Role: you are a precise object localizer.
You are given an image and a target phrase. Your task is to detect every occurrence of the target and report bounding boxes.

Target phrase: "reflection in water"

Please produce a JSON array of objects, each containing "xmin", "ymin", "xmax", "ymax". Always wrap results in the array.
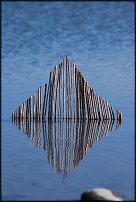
[{"xmin": 12, "ymin": 119, "xmax": 121, "ymax": 180}]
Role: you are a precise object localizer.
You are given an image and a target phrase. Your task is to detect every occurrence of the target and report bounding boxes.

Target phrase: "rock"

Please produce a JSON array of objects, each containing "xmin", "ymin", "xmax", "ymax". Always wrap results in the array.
[{"xmin": 81, "ymin": 188, "xmax": 122, "ymax": 201}]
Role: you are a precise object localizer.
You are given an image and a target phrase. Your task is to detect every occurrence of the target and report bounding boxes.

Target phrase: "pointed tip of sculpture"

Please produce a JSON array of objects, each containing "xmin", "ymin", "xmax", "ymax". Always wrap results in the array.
[{"xmin": 64, "ymin": 53, "xmax": 68, "ymax": 59}]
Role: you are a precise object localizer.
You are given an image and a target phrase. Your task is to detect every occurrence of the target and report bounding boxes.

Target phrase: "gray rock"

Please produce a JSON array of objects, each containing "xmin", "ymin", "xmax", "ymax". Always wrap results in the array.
[{"xmin": 81, "ymin": 188, "xmax": 122, "ymax": 201}]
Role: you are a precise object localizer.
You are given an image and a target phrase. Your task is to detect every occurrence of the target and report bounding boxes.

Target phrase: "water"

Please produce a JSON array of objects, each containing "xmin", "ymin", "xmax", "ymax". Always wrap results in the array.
[{"xmin": 2, "ymin": 1, "xmax": 134, "ymax": 200}]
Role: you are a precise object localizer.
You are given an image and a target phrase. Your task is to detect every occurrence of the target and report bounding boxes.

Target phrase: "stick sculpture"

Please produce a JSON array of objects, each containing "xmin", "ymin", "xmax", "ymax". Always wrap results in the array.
[{"xmin": 12, "ymin": 55, "xmax": 122, "ymax": 123}]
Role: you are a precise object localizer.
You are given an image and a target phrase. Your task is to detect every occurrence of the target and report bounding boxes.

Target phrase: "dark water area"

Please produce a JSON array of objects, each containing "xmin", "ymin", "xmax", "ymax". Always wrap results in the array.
[{"xmin": 2, "ymin": 2, "xmax": 134, "ymax": 200}]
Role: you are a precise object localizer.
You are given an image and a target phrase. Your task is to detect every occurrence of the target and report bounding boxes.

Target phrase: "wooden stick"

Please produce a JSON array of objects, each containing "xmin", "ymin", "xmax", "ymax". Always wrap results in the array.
[
  {"xmin": 77, "ymin": 70, "xmax": 81, "ymax": 119},
  {"xmin": 91, "ymin": 88, "xmax": 95, "ymax": 120},
  {"xmin": 67, "ymin": 59, "xmax": 69, "ymax": 119},
  {"xmin": 70, "ymin": 61, "xmax": 73, "ymax": 119},
  {"xmin": 30, "ymin": 96, "xmax": 32, "ymax": 121},
  {"xmin": 12, "ymin": 112, "xmax": 14, "ymax": 121},
  {"xmin": 27, "ymin": 99, "xmax": 29, "ymax": 120},
  {"xmin": 66, "ymin": 56, "xmax": 68, "ymax": 119},
  {"xmin": 22, "ymin": 103, "xmax": 24, "ymax": 119},
  {"xmin": 62, "ymin": 58, "xmax": 65, "ymax": 119},
  {"xmin": 42, "ymin": 84, "xmax": 47, "ymax": 120},
  {"xmin": 95, "ymin": 94, "xmax": 98, "ymax": 120},
  {"xmin": 60, "ymin": 64, "xmax": 63, "ymax": 119},
  {"xmin": 52, "ymin": 66, "xmax": 56, "ymax": 119},
  {"xmin": 40, "ymin": 86, "xmax": 42, "ymax": 121},
  {"xmin": 68, "ymin": 60, "xmax": 70, "ymax": 119},
  {"xmin": 21, "ymin": 104, "xmax": 23, "ymax": 120},
  {"xmin": 33, "ymin": 94, "xmax": 36, "ymax": 120},
  {"xmin": 97, "ymin": 96, "xmax": 102, "ymax": 121},
  {"xmin": 87, "ymin": 84, "xmax": 92, "ymax": 120},
  {"xmin": 73, "ymin": 63, "xmax": 76, "ymax": 120},
  {"xmin": 58, "ymin": 65, "xmax": 61, "ymax": 119},
  {"xmin": 101, "ymin": 98, "xmax": 105, "ymax": 120},
  {"xmin": 54, "ymin": 67, "xmax": 59, "ymax": 120},
  {"xmin": 75, "ymin": 67, "xmax": 78, "ymax": 119},
  {"xmin": 50, "ymin": 69, "xmax": 54, "ymax": 119},
  {"xmin": 38, "ymin": 88, "xmax": 40, "ymax": 121},
  {"xmin": 36, "ymin": 91, "xmax": 38, "ymax": 120},
  {"xmin": 46, "ymin": 70, "xmax": 53, "ymax": 119},
  {"xmin": 85, "ymin": 83, "xmax": 90, "ymax": 119}
]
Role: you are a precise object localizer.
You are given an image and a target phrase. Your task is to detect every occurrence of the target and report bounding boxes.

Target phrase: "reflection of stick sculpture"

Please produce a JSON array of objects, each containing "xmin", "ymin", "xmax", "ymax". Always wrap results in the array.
[
  {"xmin": 12, "ymin": 118, "xmax": 121, "ymax": 180},
  {"xmin": 12, "ymin": 56, "xmax": 122, "ymax": 122}
]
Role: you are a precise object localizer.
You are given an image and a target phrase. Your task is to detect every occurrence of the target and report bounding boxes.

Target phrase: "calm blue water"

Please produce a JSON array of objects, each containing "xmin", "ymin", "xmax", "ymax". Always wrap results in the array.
[{"xmin": 2, "ymin": 2, "xmax": 134, "ymax": 200}]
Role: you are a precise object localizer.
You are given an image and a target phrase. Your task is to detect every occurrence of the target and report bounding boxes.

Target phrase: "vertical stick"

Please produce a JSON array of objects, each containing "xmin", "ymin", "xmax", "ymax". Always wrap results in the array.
[
  {"xmin": 94, "ymin": 94, "xmax": 98, "ymax": 120},
  {"xmin": 20, "ymin": 105, "xmax": 22, "ymax": 120},
  {"xmin": 62, "ymin": 59, "xmax": 65, "ymax": 119},
  {"xmin": 58, "ymin": 65, "xmax": 61, "ymax": 119},
  {"xmin": 54, "ymin": 67, "xmax": 58, "ymax": 120},
  {"xmin": 12, "ymin": 112, "xmax": 14, "ymax": 121},
  {"xmin": 30, "ymin": 96, "xmax": 32, "ymax": 121},
  {"xmin": 59, "ymin": 63, "xmax": 62, "ymax": 117},
  {"xmin": 18, "ymin": 106, "xmax": 20, "ymax": 121},
  {"xmin": 33, "ymin": 93, "xmax": 35, "ymax": 120},
  {"xmin": 45, "ymin": 71, "xmax": 52, "ymax": 119},
  {"xmin": 75, "ymin": 67, "xmax": 77, "ymax": 119},
  {"xmin": 85, "ymin": 83, "xmax": 89, "ymax": 120},
  {"xmin": 36, "ymin": 90, "xmax": 38, "ymax": 120},
  {"xmin": 29, "ymin": 97, "xmax": 31, "ymax": 120},
  {"xmin": 70, "ymin": 61, "xmax": 72, "ymax": 119},
  {"xmin": 42, "ymin": 84, "xmax": 47, "ymax": 120},
  {"xmin": 28, "ymin": 98, "xmax": 30, "ymax": 121},
  {"xmin": 21, "ymin": 104, "xmax": 23, "ymax": 120},
  {"xmin": 70, "ymin": 61, "xmax": 73, "ymax": 119},
  {"xmin": 68, "ymin": 60, "xmax": 70, "ymax": 119},
  {"xmin": 87, "ymin": 84, "xmax": 91, "ymax": 120},
  {"xmin": 91, "ymin": 88, "xmax": 95, "ymax": 120},
  {"xmin": 73, "ymin": 63, "xmax": 76, "ymax": 120},
  {"xmin": 24, "ymin": 101, "xmax": 26, "ymax": 120},
  {"xmin": 67, "ymin": 57, "xmax": 70, "ymax": 119},
  {"xmin": 93, "ymin": 91, "xmax": 97, "ymax": 120},
  {"xmin": 101, "ymin": 98, "xmax": 104, "ymax": 120},
  {"xmin": 22, "ymin": 103, "xmax": 24, "ymax": 120},
  {"xmin": 84, "ymin": 81, "xmax": 88, "ymax": 120},
  {"xmin": 40, "ymin": 86, "xmax": 42, "ymax": 121},
  {"xmin": 28, "ymin": 98, "xmax": 30, "ymax": 120},
  {"xmin": 78, "ymin": 70, "xmax": 81, "ymax": 119},
  {"xmin": 52, "ymin": 66, "xmax": 56, "ymax": 119},
  {"xmin": 19, "ymin": 106, "xmax": 21, "ymax": 121},
  {"xmin": 83, "ymin": 78, "xmax": 87, "ymax": 120},
  {"xmin": 26, "ymin": 99, "xmax": 29, "ymax": 120},
  {"xmin": 97, "ymin": 96, "xmax": 102, "ymax": 121},
  {"xmin": 48, "ymin": 70, "xmax": 54, "ymax": 119},
  {"xmin": 38, "ymin": 88, "xmax": 40, "ymax": 121},
  {"xmin": 103, "ymin": 100, "xmax": 107, "ymax": 120},
  {"xmin": 67, "ymin": 59, "xmax": 69, "ymax": 119},
  {"xmin": 66, "ymin": 56, "xmax": 68, "ymax": 119},
  {"xmin": 77, "ymin": 68, "xmax": 80, "ymax": 119},
  {"xmin": 78, "ymin": 71, "xmax": 81, "ymax": 119},
  {"xmin": 76, "ymin": 69, "xmax": 79, "ymax": 119}
]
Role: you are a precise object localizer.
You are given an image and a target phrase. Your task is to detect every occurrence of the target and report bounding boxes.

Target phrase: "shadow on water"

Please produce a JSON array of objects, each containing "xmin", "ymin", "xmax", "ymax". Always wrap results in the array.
[{"xmin": 12, "ymin": 118, "xmax": 122, "ymax": 181}]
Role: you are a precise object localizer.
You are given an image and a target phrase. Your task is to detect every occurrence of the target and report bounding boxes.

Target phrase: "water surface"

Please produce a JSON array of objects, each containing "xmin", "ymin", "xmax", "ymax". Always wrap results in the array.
[{"xmin": 2, "ymin": 1, "xmax": 134, "ymax": 200}]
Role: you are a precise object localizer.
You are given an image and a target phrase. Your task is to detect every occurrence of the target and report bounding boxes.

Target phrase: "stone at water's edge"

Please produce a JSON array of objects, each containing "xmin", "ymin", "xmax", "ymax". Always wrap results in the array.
[{"xmin": 80, "ymin": 188, "xmax": 123, "ymax": 201}]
